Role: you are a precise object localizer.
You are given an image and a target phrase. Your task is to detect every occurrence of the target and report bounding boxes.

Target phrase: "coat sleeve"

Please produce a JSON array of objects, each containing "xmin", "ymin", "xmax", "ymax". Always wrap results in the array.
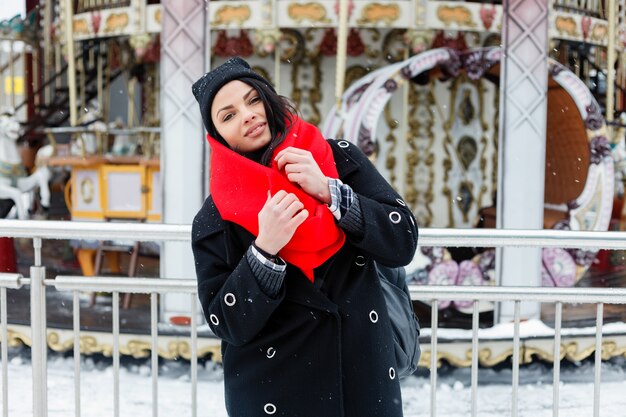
[
  {"xmin": 329, "ymin": 139, "xmax": 419, "ymax": 267},
  {"xmin": 191, "ymin": 198, "xmax": 286, "ymax": 346}
]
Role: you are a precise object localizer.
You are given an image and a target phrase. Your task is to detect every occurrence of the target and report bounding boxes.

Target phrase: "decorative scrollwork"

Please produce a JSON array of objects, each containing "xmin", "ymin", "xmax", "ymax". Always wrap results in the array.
[
  {"xmin": 382, "ymin": 29, "xmax": 407, "ymax": 63},
  {"xmin": 383, "ymin": 103, "xmax": 398, "ymax": 188},
  {"xmin": 363, "ymin": 29, "xmax": 382, "ymax": 59},
  {"xmin": 405, "ymin": 81, "xmax": 435, "ymax": 226},
  {"xmin": 345, "ymin": 65, "xmax": 370, "ymax": 89},
  {"xmin": 279, "ymin": 29, "xmax": 306, "ymax": 64},
  {"xmin": 80, "ymin": 177, "xmax": 95, "ymax": 204}
]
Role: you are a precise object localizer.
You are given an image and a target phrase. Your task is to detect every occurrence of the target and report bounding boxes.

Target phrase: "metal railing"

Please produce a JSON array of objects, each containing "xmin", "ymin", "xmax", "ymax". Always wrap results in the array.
[
  {"xmin": 412, "ymin": 285, "xmax": 626, "ymax": 417},
  {"xmin": 2, "ymin": 220, "xmax": 626, "ymax": 417}
]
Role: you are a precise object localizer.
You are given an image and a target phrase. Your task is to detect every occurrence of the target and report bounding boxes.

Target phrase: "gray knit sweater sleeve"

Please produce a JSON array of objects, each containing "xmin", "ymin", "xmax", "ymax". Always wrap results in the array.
[
  {"xmin": 337, "ymin": 193, "xmax": 365, "ymax": 238},
  {"xmin": 246, "ymin": 246, "xmax": 286, "ymax": 298}
]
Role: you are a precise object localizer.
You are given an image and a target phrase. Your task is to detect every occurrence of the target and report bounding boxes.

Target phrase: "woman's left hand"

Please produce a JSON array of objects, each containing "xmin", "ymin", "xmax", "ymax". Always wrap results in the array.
[{"xmin": 275, "ymin": 147, "xmax": 331, "ymax": 204}]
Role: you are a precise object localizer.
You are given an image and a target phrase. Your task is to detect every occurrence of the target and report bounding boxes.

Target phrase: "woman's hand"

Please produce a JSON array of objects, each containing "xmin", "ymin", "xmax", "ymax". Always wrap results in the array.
[
  {"xmin": 255, "ymin": 190, "xmax": 309, "ymax": 255},
  {"xmin": 274, "ymin": 147, "xmax": 331, "ymax": 204}
]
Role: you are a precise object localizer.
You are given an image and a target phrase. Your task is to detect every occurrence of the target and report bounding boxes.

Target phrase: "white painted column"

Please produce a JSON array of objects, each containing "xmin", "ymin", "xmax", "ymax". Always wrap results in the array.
[
  {"xmin": 605, "ymin": 0, "xmax": 617, "ymax": 128},
  {"xmin": 63, "ymin": 0, "xmax": 78, "ymax": 126},
  {"xmin": 160, "ymin": 0, "xmax": 208, "ymax": 323},
  {"xmin": 495, "ymin": 0, "xmax": 549, "ymax": 322}
]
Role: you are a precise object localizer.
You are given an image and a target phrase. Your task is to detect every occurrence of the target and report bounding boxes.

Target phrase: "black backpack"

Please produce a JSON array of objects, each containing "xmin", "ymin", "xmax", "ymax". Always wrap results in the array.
[{"xmin": 377, "ymin": 263, "xmax": 421, "ymax": 378}]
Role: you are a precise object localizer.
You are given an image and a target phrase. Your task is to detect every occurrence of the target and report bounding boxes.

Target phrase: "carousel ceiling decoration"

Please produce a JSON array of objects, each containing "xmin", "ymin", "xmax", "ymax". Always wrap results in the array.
[
  {"xmin": 68, "ymin": 3, "xmax": 161, "ymax": 40},
  {"xmin": 0, "ymin": 10, "xmax": 38, "ymax": 43},
  {"xmin": 197, "ymin": 1, "xmax": 621, "ymax": 48}
]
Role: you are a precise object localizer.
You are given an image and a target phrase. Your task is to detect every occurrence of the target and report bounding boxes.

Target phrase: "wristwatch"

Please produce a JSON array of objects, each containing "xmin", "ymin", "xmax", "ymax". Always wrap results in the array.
[{"xmin": 252, "ymin": 241, "xmax": 279, "ymax": 263}]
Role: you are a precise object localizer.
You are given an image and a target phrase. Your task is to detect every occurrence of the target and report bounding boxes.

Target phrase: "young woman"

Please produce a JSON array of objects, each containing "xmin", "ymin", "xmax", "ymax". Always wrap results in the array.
[{"xmin": 191, "ymin": 57, "xmax": 418, "ymax": 417}]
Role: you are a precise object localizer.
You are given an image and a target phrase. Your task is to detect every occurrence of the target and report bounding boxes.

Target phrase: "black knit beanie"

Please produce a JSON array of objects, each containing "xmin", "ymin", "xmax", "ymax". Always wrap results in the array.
[{"xmin": 191, "ymin": 57, "xmax": 275, "ymax": 136}]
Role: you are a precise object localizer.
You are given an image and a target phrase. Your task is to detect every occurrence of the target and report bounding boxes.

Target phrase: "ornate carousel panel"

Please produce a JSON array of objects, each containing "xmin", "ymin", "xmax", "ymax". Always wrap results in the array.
[{"xmin": 325, "ymin": 46, "xmax": 614, "ymax": 319}]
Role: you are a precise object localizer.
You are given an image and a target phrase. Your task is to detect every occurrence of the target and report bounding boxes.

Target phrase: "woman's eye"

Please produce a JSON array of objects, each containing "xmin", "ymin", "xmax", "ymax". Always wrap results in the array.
[
  {"xmin": 250, "ymin": 96, "xmax": 260, "ymax": 104},
  {"xmin": 223, "ymin": 113, "xmax": 233, "ymax": 122}
]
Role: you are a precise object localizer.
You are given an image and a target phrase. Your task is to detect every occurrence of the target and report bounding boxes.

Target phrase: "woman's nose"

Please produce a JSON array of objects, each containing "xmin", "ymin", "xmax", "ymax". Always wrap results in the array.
[{"xmin": 243, "ymin": 110, "xmax": 256, "ymax": 123}]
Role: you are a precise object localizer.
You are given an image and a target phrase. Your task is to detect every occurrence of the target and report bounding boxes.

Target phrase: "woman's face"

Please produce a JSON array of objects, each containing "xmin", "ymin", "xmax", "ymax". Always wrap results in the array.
[{"xmin": 211, "ymin": 80, "xmax": 271, "ymax": 153}]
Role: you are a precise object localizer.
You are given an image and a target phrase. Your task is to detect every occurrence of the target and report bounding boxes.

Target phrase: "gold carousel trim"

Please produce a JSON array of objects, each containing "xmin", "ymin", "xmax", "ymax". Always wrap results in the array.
[
  {"xmin": 154, "ymin": 8, "xmax": 161, "ymax": 25},
  {"xmin": 7, "ymin": 325, "xmax": 222, "ymax": 363},
  {"xmin": 357, "ymin": 3, "xmax": 401, "ymax": 26},
  {"xmin": 554, "ymin": 15, "xmax": 579, "ymax": 38},
  {"xmin": 590, "ymin": 22, "xmax": 608, "ymax": 42},
  {"xmin": 419, "ymin": 338, "xmax": 626, "ymax": 369},
  {"xmin": 7, "ymin": 325, "xmax": 626, "ymax": 369},
  {"xmin": 436, "ymin": 5, "xmax": 477, "ymax": 28},
  {"xmin": 103, "ymin": 12, "xmax": 129, "ymax": 33},
  {"xmin": 419, "ymin": 347, "xmax": 516, "ymax": 368},
  {"xmin": 212, "ymin": 5, "xmax": 252, "ymax": 26},
  {"xmin": 73, "ymin": 18, "xmax": 90, "ymax": 36},
  {"xmin": 287, "ymin": 3, "xmax": 330, "ymax": 24}
]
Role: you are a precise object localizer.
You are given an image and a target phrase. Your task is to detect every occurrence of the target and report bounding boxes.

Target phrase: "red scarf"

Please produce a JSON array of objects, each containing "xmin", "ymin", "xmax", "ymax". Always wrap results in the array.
[{"xmin": 208, "ymin": 116, "xmax": 346, "ymax": 281}]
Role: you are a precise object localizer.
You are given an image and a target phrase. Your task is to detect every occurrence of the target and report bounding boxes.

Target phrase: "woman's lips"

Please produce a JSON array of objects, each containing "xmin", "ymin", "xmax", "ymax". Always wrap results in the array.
[{"xmin": 246, "ymin": 122, "xmax": 266, "ymax": 137}]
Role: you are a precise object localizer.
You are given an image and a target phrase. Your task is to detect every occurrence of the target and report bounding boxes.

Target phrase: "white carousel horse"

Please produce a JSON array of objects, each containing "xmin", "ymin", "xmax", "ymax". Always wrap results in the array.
[{"xmin": 0, "ymin": 112, "xmax": 51, "ymax": 219}]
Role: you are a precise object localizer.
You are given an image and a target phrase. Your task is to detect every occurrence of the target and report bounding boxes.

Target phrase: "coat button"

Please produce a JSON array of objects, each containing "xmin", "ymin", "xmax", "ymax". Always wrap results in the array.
[
  {"xmin": 266, "ymin": 347, "xmax": 276, "ymax": 358},
  {"xmin": 264, "ymin": 403, "xmax": 277, "ymax": 414},
  {"xmin": 369, "ymin": 310, "xmax": 378, "ymax": 323},
  {"xmin": 396, "ymin": 198, "xmax": 406, "ymax": 206},
  {"xmin": 224, "ymin": 293, "xmax": 236, "ymax": 306},
  {"xmin": 389, "ymin": 367, "xmax": 396, "ymax": 379},
  {"xmin": 338, "ymin": 140, "xmax": 349, "ymax": 148},
  {"xmin": 355, "ymin": 255, "xmax": 366, "ymax": 266},
  {"xmin": 389, "ymin": 211, "xmax": 402, "ymax": 224},
  {"xmin": 209, "ymin": 314, "xmax": 219, "ymax": 326}
]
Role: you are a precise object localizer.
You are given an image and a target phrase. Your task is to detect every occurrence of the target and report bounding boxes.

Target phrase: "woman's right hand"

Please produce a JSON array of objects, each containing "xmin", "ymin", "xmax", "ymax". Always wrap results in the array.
[{"xmin": 255, "ymin": 190, "xmax": 309, "ymax": 255}]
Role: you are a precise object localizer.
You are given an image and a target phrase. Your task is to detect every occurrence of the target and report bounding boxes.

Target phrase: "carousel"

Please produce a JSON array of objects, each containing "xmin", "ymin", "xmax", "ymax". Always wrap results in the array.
[{"xmin": 1, "ymin": 0, "xmax": 626, "ymax": 367}]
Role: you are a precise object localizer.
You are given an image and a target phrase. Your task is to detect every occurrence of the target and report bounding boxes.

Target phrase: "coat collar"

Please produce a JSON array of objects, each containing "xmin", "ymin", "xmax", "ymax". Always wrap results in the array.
[
  {"xmin": 192, "ymin": 197, "xmax": 223, "ymax": 242},
  {"xmin": 328, "ymin": 139, "xmax": 360, "ymax": 179}
]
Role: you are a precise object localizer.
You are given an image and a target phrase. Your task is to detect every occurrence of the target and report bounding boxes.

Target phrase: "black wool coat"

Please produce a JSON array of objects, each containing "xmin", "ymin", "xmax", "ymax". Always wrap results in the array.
[{"xmin": 192, "ymin": 139, "xmax": 419, "ymax": 417}]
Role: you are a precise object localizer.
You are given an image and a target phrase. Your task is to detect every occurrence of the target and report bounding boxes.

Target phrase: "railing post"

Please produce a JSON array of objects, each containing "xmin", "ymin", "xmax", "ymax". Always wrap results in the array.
[
  {"xmin": 430, "ymin": 301, "xmax": 438, "ymax": 417},
  {"xmin": 30, "ymin": 265, "xmax": 47, "ymax": 417}
]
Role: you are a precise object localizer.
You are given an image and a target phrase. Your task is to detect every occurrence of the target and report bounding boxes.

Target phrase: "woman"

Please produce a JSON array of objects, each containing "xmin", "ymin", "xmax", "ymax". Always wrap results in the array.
[{"xmin": 191, "ymin": 57, "xmax": 418, "ymax": 417}]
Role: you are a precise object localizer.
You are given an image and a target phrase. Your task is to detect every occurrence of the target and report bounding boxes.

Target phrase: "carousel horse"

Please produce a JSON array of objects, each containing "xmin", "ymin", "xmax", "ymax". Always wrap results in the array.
[{"xmin": 0, "ymin": 112, "xmax": 52, "ymax": 219}]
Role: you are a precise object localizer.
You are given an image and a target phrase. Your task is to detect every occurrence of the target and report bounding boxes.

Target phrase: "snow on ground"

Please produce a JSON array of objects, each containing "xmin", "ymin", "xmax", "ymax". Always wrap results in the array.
[
  {"xmin": 420, "ymin": 319, "xmax": 626, "ymax": 340},
  {"xmin": 2, "ymin": 350, "xmax": 626, "ymax": 416}
]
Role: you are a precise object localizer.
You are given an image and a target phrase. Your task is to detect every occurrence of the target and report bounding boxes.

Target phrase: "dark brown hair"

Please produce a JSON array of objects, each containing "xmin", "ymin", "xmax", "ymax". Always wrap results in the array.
[{"xmin": 208, "ymin": 76, "xmax": 298, "ymax": 166}]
